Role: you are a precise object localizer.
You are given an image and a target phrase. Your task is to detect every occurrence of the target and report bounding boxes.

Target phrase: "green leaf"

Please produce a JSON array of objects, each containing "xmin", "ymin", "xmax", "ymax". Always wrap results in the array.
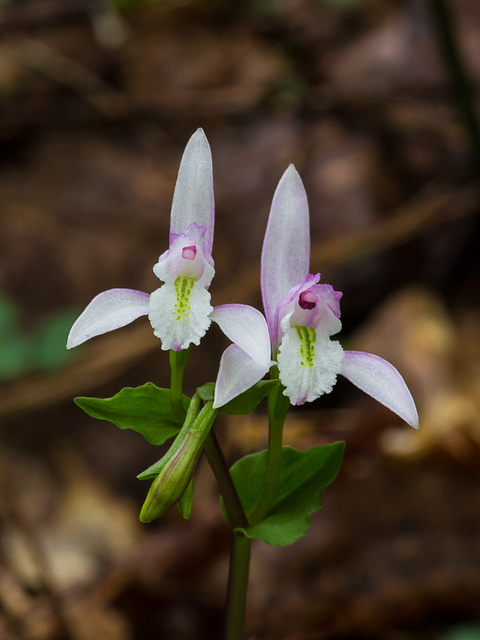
[
  {"xmin": 196, "ymin": 382, "xmax": 215, "ymax": 403},
  {"xmin": 196, "ymin": 380, "xmax": 279, "ymax": 414},
  {"xmin": 219, "ymin": 380, "xmax": 280, "ymax": 415},
  {"xmin": 75, "ymin": 384, "xmax": 189, "ymax": 445},
  {"xmin": 226, "ymin": 442, "xmax": 345, "ymax": 546}
]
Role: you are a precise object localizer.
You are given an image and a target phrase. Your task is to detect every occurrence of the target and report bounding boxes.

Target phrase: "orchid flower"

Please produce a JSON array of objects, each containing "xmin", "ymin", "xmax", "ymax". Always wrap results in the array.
[
  {"xmin": 67, "ymin": 129, "xmax": 215, "ymax": 352},
  {"xmin": 213, "ymin": 165, "xmax": 418, "ymax": 430}
]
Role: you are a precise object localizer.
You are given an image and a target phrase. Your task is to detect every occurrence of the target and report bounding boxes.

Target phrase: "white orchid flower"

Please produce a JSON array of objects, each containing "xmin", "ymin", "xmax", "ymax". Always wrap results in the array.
[
  {"xmin": 213, "ymin": 165, "xmax": 418, "ymax": 429},
  {"xmin": 67, "ymin": 129, "xmax": 216, "ymax": 352}
]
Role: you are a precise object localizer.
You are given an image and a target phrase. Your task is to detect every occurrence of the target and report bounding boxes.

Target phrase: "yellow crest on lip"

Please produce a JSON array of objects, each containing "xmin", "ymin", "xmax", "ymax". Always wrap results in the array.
[
  {"xmin": 174, "ymin": 276, "xmax": 195, "ymax": 322},
  {"xmin": 295, "ymin": 325, "xmax": 316, "ymax": 367}
]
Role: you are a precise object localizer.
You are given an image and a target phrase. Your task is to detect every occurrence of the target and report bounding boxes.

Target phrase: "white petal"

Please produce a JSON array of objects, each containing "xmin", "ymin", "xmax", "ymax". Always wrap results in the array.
[
  {"xmin": 148, "ymin": 278, "xmax": 212, "ymax": 351},
  {"xmin": 277, "ymin": 327, "xmax": 344, "ymax": 405},
  {"xmin": 170, "ymin": 129, "xmax": 215, "ymax": 254},
  {"xmin": 261, "ymin": 165, "xmax": 310, "ymax": 338},
  {"xmin": 213, "ymin": 344, "xmax": 269, "ymax": 408},
  {"xmin": 67, "ymin": 288, "xmax": 150, "ymax": 349},
  {"xmin": 210, "ymin": 304, "xmax": 271, "ymax": 368},
  {"xmin": 341, "ymin": 350, "xmax": 419, "ymax": 429}
]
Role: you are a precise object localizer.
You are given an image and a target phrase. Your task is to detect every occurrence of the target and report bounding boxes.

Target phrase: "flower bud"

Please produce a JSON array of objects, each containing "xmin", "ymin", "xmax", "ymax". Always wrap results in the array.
[{"xmin": 139, "ymin": 399, "xmax": 217, "ymax": 523}]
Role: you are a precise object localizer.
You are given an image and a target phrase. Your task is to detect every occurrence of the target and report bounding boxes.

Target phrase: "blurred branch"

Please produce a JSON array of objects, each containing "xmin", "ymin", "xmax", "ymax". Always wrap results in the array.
[{"xmin": 310, "ymin": 183, "xmax": 451, "ymax": 271}]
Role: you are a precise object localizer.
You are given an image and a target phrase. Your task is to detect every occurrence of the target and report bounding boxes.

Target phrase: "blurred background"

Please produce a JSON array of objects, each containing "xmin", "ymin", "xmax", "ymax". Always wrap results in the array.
[{"xmin": 1, "ymin": 0, "xmax": 480, "ymax": 638}]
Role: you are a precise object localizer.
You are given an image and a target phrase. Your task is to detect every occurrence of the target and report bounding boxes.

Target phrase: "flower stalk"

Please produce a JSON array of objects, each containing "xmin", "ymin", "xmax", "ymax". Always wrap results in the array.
[
  {"xmin": 250, "ymin": 369, "xmax": 289, "ymax": 524},
  {"xmin": 203, "ymin": 431, "xmax": 248, "ymax": 530},
  {"xmin": 170, "ymin": 347, "xmax": 190, "ymax": 422}
]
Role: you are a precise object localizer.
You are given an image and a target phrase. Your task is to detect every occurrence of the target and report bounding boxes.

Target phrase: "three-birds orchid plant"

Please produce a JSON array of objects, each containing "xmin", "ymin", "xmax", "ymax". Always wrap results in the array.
[{"xmin": 68, "ymin": 130, "xmax": 418, "ymax": 640}]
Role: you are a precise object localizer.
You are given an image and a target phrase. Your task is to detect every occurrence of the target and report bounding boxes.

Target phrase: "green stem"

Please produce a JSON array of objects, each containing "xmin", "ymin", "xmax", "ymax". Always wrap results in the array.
[
  {"xmin": 225, "ymin": 533, "xmax": 252, "ymax": 640},
  {"xmin": 203, "ymin": 431, "xmax": 248, "ymax": 529},
  {"xmin": 169, "ymin": 348, "xmax": 190, "ymax": 422},
  {"xmin": 250, "ymin": 377, "xmax": 289, "ymax": 523},
  {"xmin": 202, "ymin": 430, "xmax": 251, "ymax": 639}
]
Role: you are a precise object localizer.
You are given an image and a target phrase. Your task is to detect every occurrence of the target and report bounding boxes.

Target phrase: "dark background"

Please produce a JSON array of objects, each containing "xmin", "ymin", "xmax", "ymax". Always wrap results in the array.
[{"xmin": 1, "ymin": 1, "xmax": 480, "ymax": 638}]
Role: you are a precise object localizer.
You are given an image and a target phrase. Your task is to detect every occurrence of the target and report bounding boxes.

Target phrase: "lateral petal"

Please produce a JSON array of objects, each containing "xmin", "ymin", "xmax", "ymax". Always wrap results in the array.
[
  {"xmin": 213, "ymin": 344, "xmax": 269, "ymax": 408},
  {"xmin": 67, "ymin": 288, "xmax": 150, "ymax": 349},
  {"xmin": 261, "ymin": 164, "xmax": 310, "ymax": 340},
  {"xmin": 210, "ymin": 304, "xmax": 271, "ymax": 368},
  {"xmin": 170, "ymin": 128, "xmax": 215, "ymax": 254},
  {"xmin": 341, "ymin": 350, "xmax": 419, "ymax": 429}
]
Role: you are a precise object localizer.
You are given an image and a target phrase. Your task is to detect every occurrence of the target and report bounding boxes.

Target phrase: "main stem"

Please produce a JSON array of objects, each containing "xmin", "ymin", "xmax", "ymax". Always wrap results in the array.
[
  {"xmin": 203, "ymin": 431, "xmax": 251, "ymax": 640},
  {"xmin": 225, "ymin": 533, "xmax": 251, "ymax": 640},
  {"xmin": 203, "ymin": 432, "xmax": 248, "ymax": 529}
]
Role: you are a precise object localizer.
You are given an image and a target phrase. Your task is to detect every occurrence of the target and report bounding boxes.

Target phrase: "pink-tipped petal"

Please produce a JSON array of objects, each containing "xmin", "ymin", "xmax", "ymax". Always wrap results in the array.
[
  {"xmin": 67, "ymin": 288, "xmax": 150, "ymax": 349},
  {"xmin": 213, "ymin": 344, "xmax": 269, "ymax": 408},
  {"xmin": 170, "ymin": 129, "xmax": 214, "ymax": 253},
  {"xmin": 210, "ymin": 304, "xmax": 271, "ymax": 368},
  {"xmin": 341, "ymin": 351, "xmax": 419, "ymax": 429},
  {"xmin": 261, "ymin": 165, "xmax": 310, "ymax": 337}
]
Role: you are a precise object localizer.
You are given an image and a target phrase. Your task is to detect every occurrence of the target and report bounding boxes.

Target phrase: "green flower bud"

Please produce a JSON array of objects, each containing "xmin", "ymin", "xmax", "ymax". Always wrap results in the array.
[{"xmin": 139, "ymin": 396, "xmax": 217, "ymax": 523}]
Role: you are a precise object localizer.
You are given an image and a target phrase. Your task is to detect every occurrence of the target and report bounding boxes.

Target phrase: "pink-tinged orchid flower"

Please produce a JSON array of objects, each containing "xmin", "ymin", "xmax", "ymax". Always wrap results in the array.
[
  {"xmin": 67, "ymin": 129, "xmax": 215, "ymax": 352},
  {"xmin": 213, "ymin": 165, "xmax": 418, "ymax": 430}
]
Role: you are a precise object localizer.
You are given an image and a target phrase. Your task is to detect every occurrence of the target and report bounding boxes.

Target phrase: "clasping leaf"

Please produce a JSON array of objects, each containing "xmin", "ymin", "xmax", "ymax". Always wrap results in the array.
[
  {"xmin": 225, "ymin": 442, "xmax": 345, "ymax": 546},
  {"xmin": 75, "ymin": 383, "xmax": 189, "ymax": 446}
]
